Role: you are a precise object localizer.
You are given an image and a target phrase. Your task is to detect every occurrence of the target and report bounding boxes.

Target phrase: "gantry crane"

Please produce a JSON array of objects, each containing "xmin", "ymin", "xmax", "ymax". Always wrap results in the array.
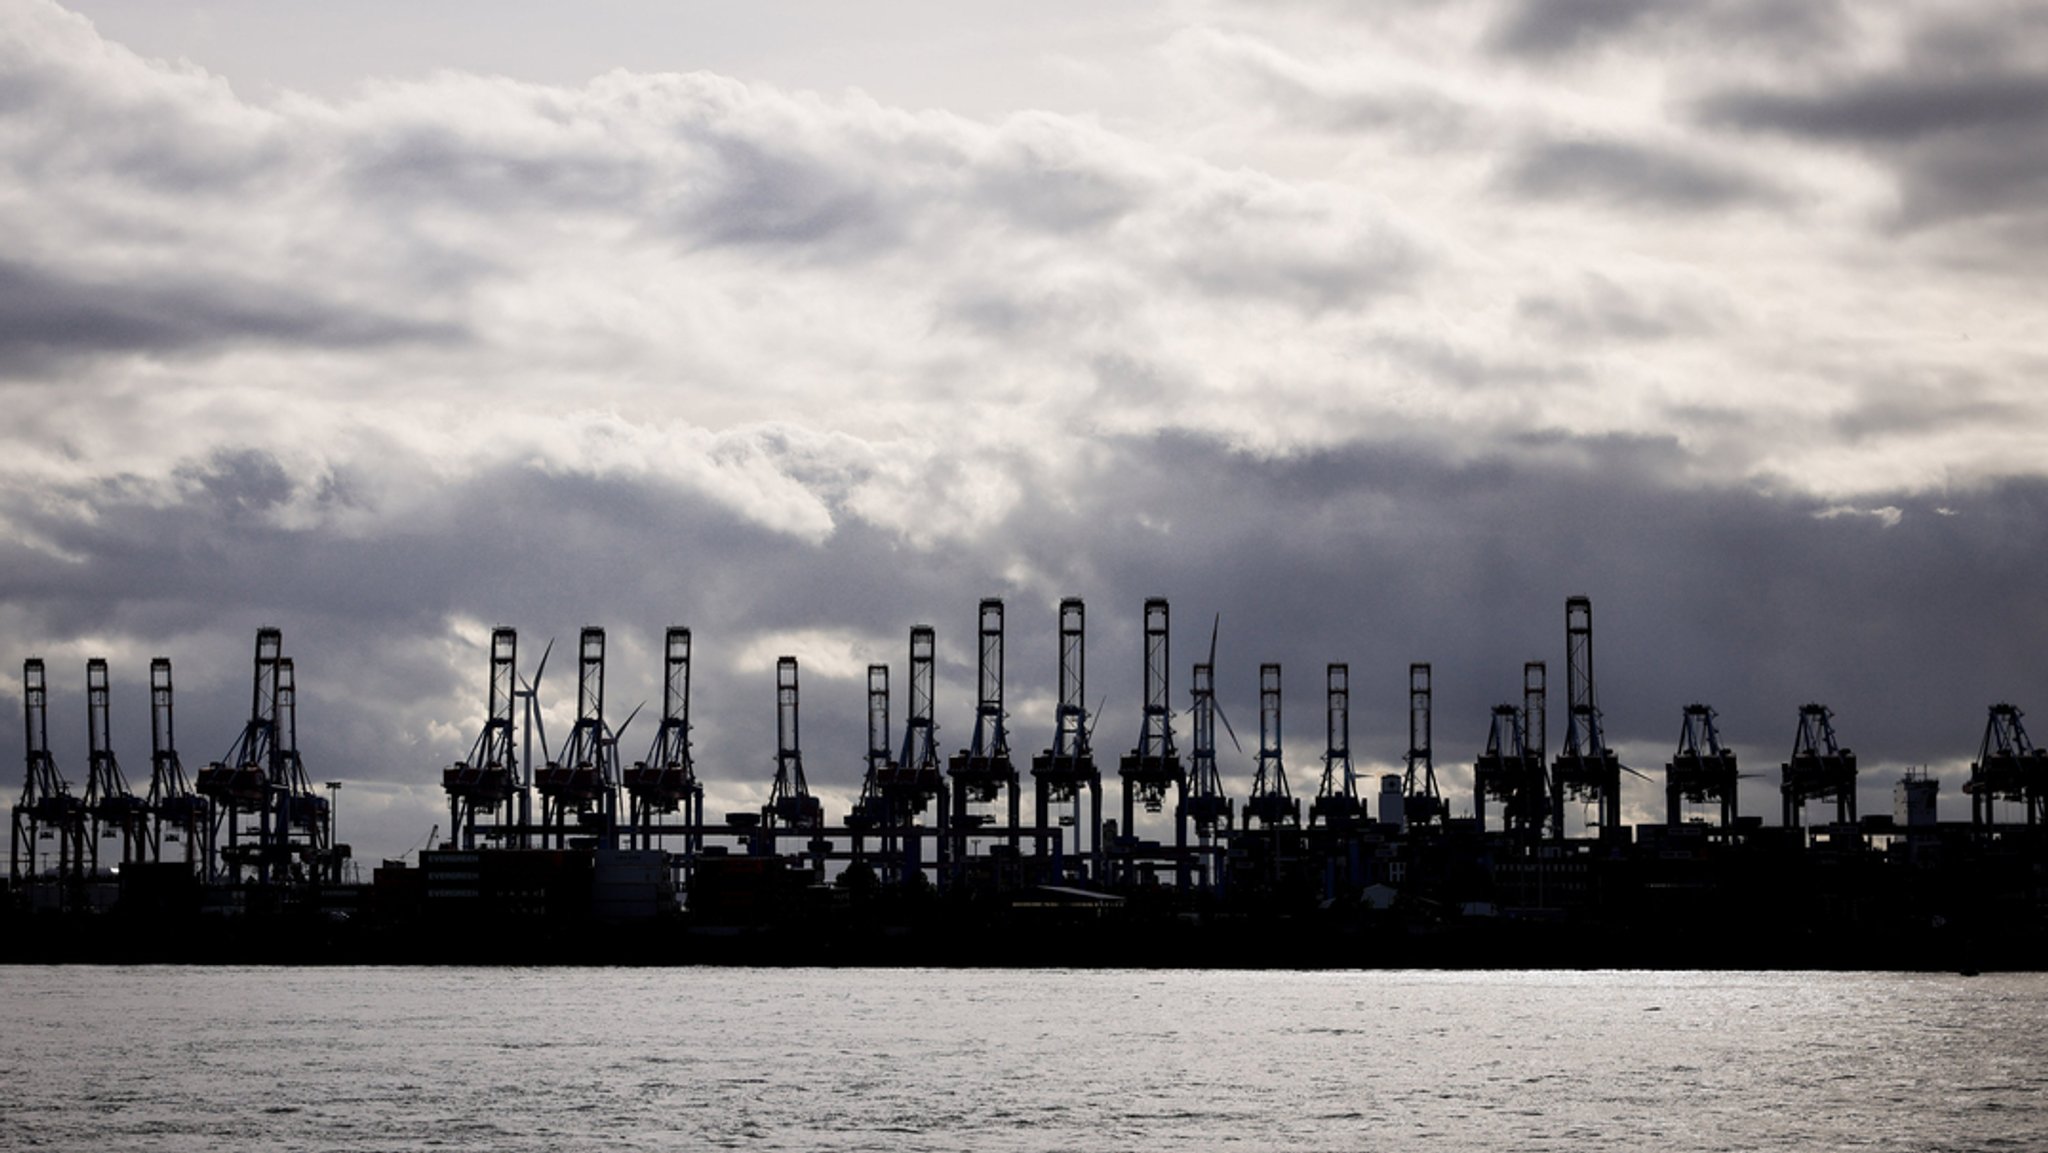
[
  {"xmin": 625, "ymin": 627, "xmax": 703, "ymax": 853},
  {"xmin": 147, "ymin": 658, "xmax": 211, "ymax": 878},
  {"xmin": 196, "ymin": 628, "xmax": 286, "ymax": 883},
  {"xmin": 1309, "ymin": 663, "xmax": 1362, "ymax": 828},
  {"xmin": 1403, "ymin": 663, "xmax": 1445, "ymax": 828},
  {"xmin": 764, "ymin": 657, "xmax": 823, "ymax": 861},
  {"xmin": 1964, "ymin": 703, "xmax": 2048, "ymax": 826},
  {"xmin": 534, "ymin": 627, "xmax": 620, "ymax": 847},
  {"xmin": 874, "ymin": 625, "xmax": 946, "ymax": 879},
  {"xmin": 11, "ymin": 658, "xmax": 86, "ymax": 889},
  {"xmin": 952, "ymin": 600, "xmax": 1021, "ymax": 870},
  {"xmin": 1118, "ymin": 597, "xmax": 1186, "ymax": 879},
  {"xmin": 1032, "ymin": 598, "xmax": 1102, "ymax": 879},
  {"xmin": 1182, "ymin": 618, "xmax": 1237, "ymax": 891},
  {"xmin": 1780, "ymin": 703, "xmax": 1857, "ymax": 828},
  {"xmin": 1475, "ymin": 662, "xmax": 1548, "ymax": 838},
  {"xmin": 1551, "ymin": 596, "xmax": 1626, "ymax": 838},
  {"xmin": 1244, "ymin": 663, "xmax": 1299, "ymax": 829},
  {"xmin": 444, "ymin": 628, "xmax": 523, "ymax": 851},
  {"xmin": 1667, "ymin": 704, "xmax": 1739, "ymax": 827},
  {"xmin": 273, "ymin": 658, "xmax": 338, "ymax": 883},
  {"xmin": 83, "ymin": 658, "xmax": 150, "ymax": 873},
  {"xmin": 849, "ymin": 662, "xmax": 896, "ymax": 871}
]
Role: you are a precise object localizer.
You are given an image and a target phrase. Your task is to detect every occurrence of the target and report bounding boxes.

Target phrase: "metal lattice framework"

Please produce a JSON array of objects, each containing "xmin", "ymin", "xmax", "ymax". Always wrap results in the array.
[
  {"xmin": 1032, "ymin": 598, "xmax": 1102, "ymax": 876},
  {"xmin": 1551, "ymin": 596, "xmax": 1623, "ymax": 837},
  {"xmin": 1965, "ymin": 703, "xmax": 2048, "ymax": 826},
  {"xmin": 444, "ymin": 628, "xmax": 522, "ymax": 850},
  {"xmin": 1780, "ymin": 703, "xmax": 1857, "ymax": 828},
  {"xmin": 1667, "ymin": 704, "xmax": 1739, "ymax": 827},
  {"xmin": 148, "ymin": 658, "xmax": 212, "ymax": 877},
  {"xmin": 534, "ymin": 627, "xmax": 618, "ymax": 847},
  {"xmin": 83, "ymin": 658, "xmax": 149, "ymax": 873},
  {"xmin": 625, "ymin": 627, "xmax": 703, "ymax": 851},
  {"xmin": 765, "ymin": 656, "xmax": 822, "ymax": 830},
  {"xmin": 1309, "ymin": 663, "xmax": 1362, "ymax": 828},
  {"xmin": 1474, "ymin": 662, "xmax": 1549, "ymax": 837},
  {"xmin": 1403, "ymin": 663, "xmax": 1445, "ymax": 827},
  {"xmin": 12, "ymin": 658, "xmax": 86, "ymax": 888},
  {"xmin": 1245, "ymin": 663, "xmax": 1299, "ymax": 829}
]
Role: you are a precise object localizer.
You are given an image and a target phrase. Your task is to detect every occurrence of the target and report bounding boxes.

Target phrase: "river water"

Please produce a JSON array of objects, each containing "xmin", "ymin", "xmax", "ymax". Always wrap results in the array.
[{"xmin": 2, "ymin": 967, "xmax": 2042, "ymax": 1151}]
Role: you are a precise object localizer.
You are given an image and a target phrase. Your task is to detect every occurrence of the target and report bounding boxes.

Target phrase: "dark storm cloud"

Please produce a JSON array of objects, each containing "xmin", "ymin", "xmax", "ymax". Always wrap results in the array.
[
  {"xmin": 1497, "ymin": 137, "xmax": 1783, "ymax": 212},
  {"xmin": 1696, "ymin": 10, "xmax": 2048, "ymax": 229},
  {"xmin": 1487, "ymin": 0, "xmax": 1849, "ymax": 59},
  {"xmin": 0, "ymin": 257, "xmax": 462, "ymax": 376}
]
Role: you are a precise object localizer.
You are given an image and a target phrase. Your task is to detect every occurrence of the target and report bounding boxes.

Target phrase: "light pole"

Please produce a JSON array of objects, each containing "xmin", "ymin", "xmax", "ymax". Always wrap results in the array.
[{"xmin": 325, "ymin": 781, "xmax": 342, "ymax": 883}]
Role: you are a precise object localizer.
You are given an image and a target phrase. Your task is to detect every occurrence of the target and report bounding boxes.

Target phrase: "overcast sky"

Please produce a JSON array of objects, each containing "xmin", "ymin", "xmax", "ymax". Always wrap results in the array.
[{"xmin": 4, "ymin": 0, "xmax": 2046, "ymax": 865}]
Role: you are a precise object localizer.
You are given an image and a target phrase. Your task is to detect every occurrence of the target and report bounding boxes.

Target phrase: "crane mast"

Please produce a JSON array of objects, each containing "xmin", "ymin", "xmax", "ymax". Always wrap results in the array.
[
  {"xmin": 1309, "ymin": 663, "xmax": 1361, "ymax": 828},
  {"xmin": 148, "ymin": 658, "xmax": 211, "ymax": 877},
  {"xmin": 1033, "ymin": 598, "xmax": 1102, "ymax": 879},
  {"xmin": 83, "ymin": 658, "xmax": 149, "ymax": 873},
  {"xmin": 1403, "ymin": 663, "xmax": 1445, "ymax": 827},
  {"xmin": 1245, "ymin": 663, "xmax": 1298, "ymax": 829},
  {"xmin": 12, "ymin": 658, "xmax": 86, "ymax": 889}
]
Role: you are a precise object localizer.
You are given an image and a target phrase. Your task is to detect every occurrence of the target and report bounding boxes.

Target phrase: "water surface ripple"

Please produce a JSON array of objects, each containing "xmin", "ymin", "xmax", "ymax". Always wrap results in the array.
[{"xmin": 3, "ymin": 967, "xmax": 2042, "ymax": 1151}]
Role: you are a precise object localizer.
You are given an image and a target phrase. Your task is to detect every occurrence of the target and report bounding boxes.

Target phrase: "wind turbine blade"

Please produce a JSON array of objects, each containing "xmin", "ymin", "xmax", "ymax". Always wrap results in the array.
[
  {"xmin": 613, "ymin": 702, "xmax": 645, "ymax": 745},
  {"xmin": 1207, "ymin": 613, "xmax": 1220, "ymax": 668},
  {"xmin": 522, "ymin": 637, "xmax": 556, "ymax": 695},
  {"xmin": 1215, "ymin": 699, "xmax": 1245, "ymax": 755}
]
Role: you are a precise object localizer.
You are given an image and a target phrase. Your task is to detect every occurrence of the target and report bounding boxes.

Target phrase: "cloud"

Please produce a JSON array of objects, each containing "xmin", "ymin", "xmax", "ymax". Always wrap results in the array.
[
  {"xmin": 1486, "ymin": 0, "xmax": 1851, "ymax": 60},
  {"xmin": 1496, "ymin": 136, "xmax": 1784, "ymax": 211},
  {"xmin": 1695, "ymin": 8, "xmax": 2048, "ymax": 230}
]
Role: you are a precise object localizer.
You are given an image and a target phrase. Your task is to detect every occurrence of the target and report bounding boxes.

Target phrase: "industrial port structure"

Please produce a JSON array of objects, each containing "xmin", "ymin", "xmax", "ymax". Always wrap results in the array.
[{"xmin": 7, "ymin": 596, "xmax": 2048, "ymax": 965}]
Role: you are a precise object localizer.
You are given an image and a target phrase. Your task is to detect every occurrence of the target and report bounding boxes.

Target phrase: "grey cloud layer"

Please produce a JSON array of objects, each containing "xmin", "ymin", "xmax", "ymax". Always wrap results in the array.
[{"xmin": 4, "ymin": 434, "xmax": 2044, "ymax": 858}]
